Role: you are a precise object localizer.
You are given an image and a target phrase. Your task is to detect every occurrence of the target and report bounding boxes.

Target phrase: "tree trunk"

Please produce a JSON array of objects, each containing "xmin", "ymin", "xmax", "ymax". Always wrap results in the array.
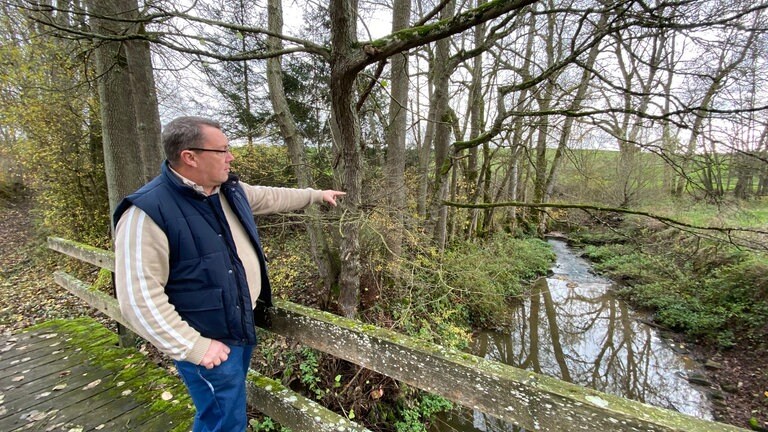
[
  {"xmin": 467, "ymin": 1, "xmax": 486, "ymax": 237},
  {"xmin": 267, "ymin": 0, "xmax": 338, "ymax": 308},
  {"xmin": 88, "ymin": 0, "xmax": 147, "ymax": 217},
  {"xmin": 329, "ymin": 0, "xmax": 363, "ymax": 318},
  {"xmin": 426, "ymin": 0, "xmax": 456, "ymax": 250},
  {"xmin": 383, "ymin": 0, "xmax": 411, "ymax": 257},
  {"xmin": 531, "ymin": 5, "xmax": 558, "ymax": 232},
  {"xmin": 544, "ymin": 10, "xmax": 609, "ymax": 202},
  {"xmin": 124, "ymin": 22, "xmax": 162, "ymax": 181},
  {"xmin": 675, "ymin": 29, "xmax": 757, "ymax": 197},
  {"xmin": 660, "ymin": 31, "xmax": 678, "ymax": 195},
  {"xmin": 88, "ymin": 0, "xmax": 150, "ymax": 348},
  {"xmin": 417, "ymin": 47, "xmax": 435, "ymax": 219}
]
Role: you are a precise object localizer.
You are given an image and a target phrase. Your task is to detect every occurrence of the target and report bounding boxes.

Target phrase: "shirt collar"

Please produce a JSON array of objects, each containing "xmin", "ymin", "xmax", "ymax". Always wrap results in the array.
[{"xmin": 168, "ymin": 165, "xmax": 220, "ymax": 195}]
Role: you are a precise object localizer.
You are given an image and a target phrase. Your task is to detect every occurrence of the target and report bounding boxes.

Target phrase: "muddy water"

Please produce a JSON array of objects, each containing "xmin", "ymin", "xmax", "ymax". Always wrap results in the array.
[{"xmin": 430, "ymin": 239, "xmax": 712, "ymax": 432}]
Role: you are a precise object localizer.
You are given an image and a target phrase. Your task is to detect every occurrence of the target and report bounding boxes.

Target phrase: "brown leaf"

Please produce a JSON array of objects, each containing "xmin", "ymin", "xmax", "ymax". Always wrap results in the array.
[{"xmin": 370, "ymin": 388, "xmax": 384, "ymax": 399}]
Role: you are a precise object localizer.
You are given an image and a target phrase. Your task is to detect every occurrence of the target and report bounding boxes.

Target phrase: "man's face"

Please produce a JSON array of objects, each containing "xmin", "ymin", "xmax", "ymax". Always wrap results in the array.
[{"xmin": 189, "ymin": 125, "xmax": 234, "ymax": 190}]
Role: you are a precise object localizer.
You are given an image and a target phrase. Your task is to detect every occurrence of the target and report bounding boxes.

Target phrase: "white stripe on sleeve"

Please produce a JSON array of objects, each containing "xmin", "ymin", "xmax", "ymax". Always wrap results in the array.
[{"xmin": 123, "ymin": 207, "xmax": 194, "ymax": 355}]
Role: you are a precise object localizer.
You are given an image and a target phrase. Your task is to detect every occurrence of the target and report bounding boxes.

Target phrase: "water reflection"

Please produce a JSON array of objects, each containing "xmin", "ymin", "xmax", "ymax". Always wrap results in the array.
[{"xmin": 431, "ymin": 239, "xmax": 712, "ymax": 432}]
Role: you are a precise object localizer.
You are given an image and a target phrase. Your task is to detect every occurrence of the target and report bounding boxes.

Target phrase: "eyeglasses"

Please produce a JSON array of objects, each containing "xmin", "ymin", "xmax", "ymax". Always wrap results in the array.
[{"xmin": 186, "ymin": 147, "xmax": 231, "ymax": 154}]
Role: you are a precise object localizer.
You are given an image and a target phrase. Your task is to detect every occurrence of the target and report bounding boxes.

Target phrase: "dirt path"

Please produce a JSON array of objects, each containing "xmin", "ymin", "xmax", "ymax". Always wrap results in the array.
[{"xmin": 0, "ymin": 200, "xmax": 94, "ymax": 336}]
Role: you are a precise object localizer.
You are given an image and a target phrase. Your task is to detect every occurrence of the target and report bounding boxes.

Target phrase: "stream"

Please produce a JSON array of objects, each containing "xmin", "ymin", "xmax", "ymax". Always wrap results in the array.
[{"xmin": 430, "ymin": 238, "xmax": 713, "ymax": 432}]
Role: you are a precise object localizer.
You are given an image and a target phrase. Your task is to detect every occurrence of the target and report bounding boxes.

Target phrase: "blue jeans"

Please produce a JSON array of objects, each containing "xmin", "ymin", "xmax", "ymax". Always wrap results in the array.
[{"xmin": 175, "ymin": 344, "xmax": 254, "ymax": 432}]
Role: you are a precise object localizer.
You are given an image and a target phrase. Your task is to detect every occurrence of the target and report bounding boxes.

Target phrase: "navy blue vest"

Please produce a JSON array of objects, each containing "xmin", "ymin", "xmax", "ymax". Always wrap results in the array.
[{"xmin": 113, "ymin": 162, "xmax": 271, "ymax": 346}]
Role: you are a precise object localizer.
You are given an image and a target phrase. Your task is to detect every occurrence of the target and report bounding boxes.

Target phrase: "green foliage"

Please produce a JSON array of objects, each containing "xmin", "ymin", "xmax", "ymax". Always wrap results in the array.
[
  {"xmin": 231, "ymin": 143, "xmax": 335, "ymax": 193},
  {"xmin": 281, "ymin": 56, "xmax": 331, "ymax": 147},
  {"xmin": 582, "ymin": 243, "xmax": 634, "ymax": 263},
  {"xmin": 232, "ymin": 145, "xmax": 296, "ymax": 187},
  {"xmin": 0, "ymin": 10, "xmax": 110, "ymax": 247},
  {"xmin": 441, "ymin": 235, "xmax": 555, "ymax": 327},
  {"xmin": 91, "ymin": 268, "xmax": 113, "ymax": 293},
  {"xmin": 298, "ymin": 347, "xmax": 326, "ymax": 399},
  {"xmin": 394, "ymin": 391, "xmax": 453, "ymax": 432},
  {"xmin": 249, "ymin": 416, "xmax": 292, "ymax": 432},
  {"xmin": 583, "ymin": 235, "xmax": 768, "ymax": 347},
  {"xmin": 375, "ymin": 230, "xmax": 555, "ymax": 347}
]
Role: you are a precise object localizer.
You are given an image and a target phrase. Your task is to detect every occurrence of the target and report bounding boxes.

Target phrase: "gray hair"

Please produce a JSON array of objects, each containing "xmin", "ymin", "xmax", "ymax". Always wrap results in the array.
[{"xmin": 162, "ymin": 116, "xmax": 222, "ymax": 165}]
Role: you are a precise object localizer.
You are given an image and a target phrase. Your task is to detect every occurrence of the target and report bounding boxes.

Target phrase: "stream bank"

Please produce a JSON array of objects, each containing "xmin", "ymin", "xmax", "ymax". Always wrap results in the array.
[
  {"xmin": 564, "ymin": 231, "xmax": 768, "ymax": 431},
  {"xmin": 431, "ymin": 238, "xmax": 716, "ymax": 431}
]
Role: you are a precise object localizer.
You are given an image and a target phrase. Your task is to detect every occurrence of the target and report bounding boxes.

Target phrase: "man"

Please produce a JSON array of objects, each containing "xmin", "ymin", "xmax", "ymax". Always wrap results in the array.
[{"xmin": 113, "ymin": 116, "xmax": 345, "ymax": 432}]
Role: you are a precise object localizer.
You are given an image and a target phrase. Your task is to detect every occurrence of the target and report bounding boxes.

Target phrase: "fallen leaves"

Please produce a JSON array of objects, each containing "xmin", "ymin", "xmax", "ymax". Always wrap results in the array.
[
  {"xmin": 0, "ymin": 203, "xmax": 97, "ymax": 336},
  {"xmin": 82, "ymin": 379, "xmax": 101, "ymax": 390}
]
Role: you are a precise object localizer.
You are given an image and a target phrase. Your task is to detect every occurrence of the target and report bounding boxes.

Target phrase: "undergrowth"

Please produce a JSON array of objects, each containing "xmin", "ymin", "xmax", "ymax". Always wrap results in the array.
[
  {"xmin": 576, "ymin": 225, "xmax": 768, "ymax": 348},
  {"xmin": 254, "ymin": 224, "xmax": 556, "ymax": 432}
]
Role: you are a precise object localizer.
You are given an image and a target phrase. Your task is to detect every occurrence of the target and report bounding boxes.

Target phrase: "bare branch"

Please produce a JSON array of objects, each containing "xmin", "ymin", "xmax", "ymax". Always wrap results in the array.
[{"xmin": 444, "ymin": 200, "xmax": 768, "ymax": 239}]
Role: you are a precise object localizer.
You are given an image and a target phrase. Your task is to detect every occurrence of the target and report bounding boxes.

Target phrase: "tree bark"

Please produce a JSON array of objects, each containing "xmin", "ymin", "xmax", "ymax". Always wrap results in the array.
[
  {"xmin": 426, "ymin": 0, "xmax": 456, "ymax": 250},
  {"xmin": 88, "ymin": 0, "xmax": 147, "ymax": 216},
  {"xmin": 88, "ymin": 0, "xmax": 150, "ymax": 348},
  {"xmin": 531, "ymin": 4, "xmax": 557, "ymax": 229},
  {"xmin": 267, "ymin": 0, "xmax": 338, "ymax": 308},
  {"xmin": 383, "ymin": 0, "xmax": 411, "ymax": 257},
  {"xmin": 329, "ymin": 0, "xmax": 363, "ymax": 318},
  {"xmin": 124, "ymin": 20, "xmax": 162, "ymax": 181}
]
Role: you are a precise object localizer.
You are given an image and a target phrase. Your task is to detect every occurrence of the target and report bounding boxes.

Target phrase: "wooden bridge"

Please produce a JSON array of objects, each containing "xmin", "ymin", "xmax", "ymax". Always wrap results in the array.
[
  {"xmin": 0, "ymin": 319, "xmax": 193, "ymax": 431},
  {"xmin": 1, "ymin": 236, "xmax": 750, "ymax": 431}
]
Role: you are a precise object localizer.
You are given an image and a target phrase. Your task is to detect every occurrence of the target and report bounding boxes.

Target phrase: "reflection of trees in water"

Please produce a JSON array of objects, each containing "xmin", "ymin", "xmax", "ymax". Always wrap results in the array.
[
  {"xmin": 434, "ymin": 242, "xmax": 710, "ymax": 432},
  {"xmin": 431, "ymin": 409, "xmax": 526, "ymax": 432},
  {"xmin": 471, "ymin": 276, "xmax": 708, "ymax": 418}
]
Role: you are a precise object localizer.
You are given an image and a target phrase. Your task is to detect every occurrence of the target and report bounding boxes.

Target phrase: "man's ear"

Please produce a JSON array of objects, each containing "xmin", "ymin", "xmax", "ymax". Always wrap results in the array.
[{"xmin": 179, "ymin": 150, "xmax": 198, "ymax": 168}]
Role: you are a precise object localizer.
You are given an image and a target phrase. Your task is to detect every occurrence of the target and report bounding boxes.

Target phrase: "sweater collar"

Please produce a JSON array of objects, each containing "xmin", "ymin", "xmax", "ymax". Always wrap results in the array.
[{"xmin": 161, "ymin": 161, "xmax": 239, "ymax": 197}]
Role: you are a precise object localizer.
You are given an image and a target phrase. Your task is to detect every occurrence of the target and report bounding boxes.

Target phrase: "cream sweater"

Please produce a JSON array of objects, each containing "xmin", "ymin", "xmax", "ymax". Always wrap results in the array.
[{"xmin": 115, "ymin": 175, "xmax": 323, "ymax": 365}]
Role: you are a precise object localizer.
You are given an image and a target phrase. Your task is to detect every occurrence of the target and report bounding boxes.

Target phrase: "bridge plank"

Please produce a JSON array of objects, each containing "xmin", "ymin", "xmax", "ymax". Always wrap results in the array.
[
  {"xmin": 0, "ymin": 360, "xmax": 109, "ymax": 413},
  {"xmin": 0, "ymin": 332, "xmax": 72, "ymax": 363},
  {"xmin": 0, "ymin": 322, "xmax": 194, "ymax": 432},
  {"xmin": 97, "ymin": 400, "xmax": 173, "ymax": 431},
  {"xmin": 28, "ymin": 389, "xmax": 144, "ymax": 432},
  {"xmin": 5, "ymin": 369, "xmax": 116, "ymax": 431}
]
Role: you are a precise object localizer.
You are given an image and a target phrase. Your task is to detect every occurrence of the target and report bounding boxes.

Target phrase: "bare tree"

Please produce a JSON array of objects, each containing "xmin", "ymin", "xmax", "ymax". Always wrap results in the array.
[
  {"xmin": 675, "ymin": 20, "xmax": 759, "ymax": 199},
  {"xmin": 266, "ymin": 0, "xmax": 338, "ymax": 307},
  {"xmin": 87, "ymin": 0, "xmax": 160, "ymax": 215},
  {"xmin": 383, "ymin": 0, "xmax": 411, "ymax": 257}
]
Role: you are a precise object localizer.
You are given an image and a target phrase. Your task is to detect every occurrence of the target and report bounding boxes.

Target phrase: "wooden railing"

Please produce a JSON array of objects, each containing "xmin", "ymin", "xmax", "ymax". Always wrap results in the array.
[{"xmin": 48, "ymin": 236, "xmax": 748, "ymax": 432}]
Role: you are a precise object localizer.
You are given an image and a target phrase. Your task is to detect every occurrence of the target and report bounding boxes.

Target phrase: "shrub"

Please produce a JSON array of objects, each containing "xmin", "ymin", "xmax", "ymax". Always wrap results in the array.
[
  {"xmin": 377, "ymin": 232, "xmax": 555, "ymax": 344},
  {"xmin": 441, "ymin": 235, "xmax": 555, "ymax": 328},
  {"xmin": 394, "ymin": 391, "xmax": 452, "ymax": 432},
  {"xmin": 232, "ymin": 144, "xmax": 295, "ymax": 187},
  {"xmin": 585, "ymin": 234, "xmax": 768, "ymax": 347}
]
